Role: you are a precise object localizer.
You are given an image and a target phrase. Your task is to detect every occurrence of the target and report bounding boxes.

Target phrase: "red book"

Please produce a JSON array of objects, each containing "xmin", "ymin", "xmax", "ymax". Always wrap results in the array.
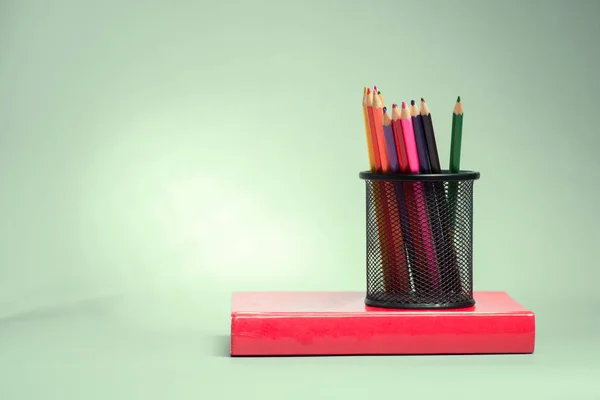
[{"xmin": 230, "ymin": 291, "xmax": 535, "ymax": 356}]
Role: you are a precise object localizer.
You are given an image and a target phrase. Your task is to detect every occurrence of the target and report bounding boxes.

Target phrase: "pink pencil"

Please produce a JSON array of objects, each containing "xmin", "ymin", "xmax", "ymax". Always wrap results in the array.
[{"xmin": 400, "ymin": 101, "xmax": 441, "ymax": 290}]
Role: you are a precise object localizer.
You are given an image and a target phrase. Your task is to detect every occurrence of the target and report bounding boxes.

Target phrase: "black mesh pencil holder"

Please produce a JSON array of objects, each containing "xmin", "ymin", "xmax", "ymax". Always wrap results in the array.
[{"xmin": 359, "ymin": 170, "xmax": 480, "ymax": 309}]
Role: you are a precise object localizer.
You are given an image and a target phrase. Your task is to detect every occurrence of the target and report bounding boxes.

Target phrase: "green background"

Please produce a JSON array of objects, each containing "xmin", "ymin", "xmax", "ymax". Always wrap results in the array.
[{"xmin": 1, "ymin": 0, "xmax": 599, "ymax": 398}]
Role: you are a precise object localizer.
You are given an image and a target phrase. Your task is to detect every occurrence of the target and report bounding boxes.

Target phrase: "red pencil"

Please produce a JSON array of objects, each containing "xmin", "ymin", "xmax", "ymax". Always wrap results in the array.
[{"xmin": 391, "ymin": 104, "xmax": 410, "ymax": 173}]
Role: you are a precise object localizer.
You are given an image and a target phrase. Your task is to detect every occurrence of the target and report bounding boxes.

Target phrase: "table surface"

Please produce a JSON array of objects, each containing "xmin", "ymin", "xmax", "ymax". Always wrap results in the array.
[{"xmin": 0, "ymin": 290, "xmax": 599, "ymax": 400}]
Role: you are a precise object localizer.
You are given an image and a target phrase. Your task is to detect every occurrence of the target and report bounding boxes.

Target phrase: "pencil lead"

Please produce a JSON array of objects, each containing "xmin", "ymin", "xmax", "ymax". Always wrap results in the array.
[
  {"xmin": 410, "ymin": 100, "xmax": 415, "ymax": 106},
  {"xmin": 383, "ymin": 107, "xmax": 387, "ymax": 113},
  {"xmin": 367, "ymin": 88, "xmax": 371, "ymax": 94},
  {"xmin": 401, "ymin": 101, "xmax": 407, "ymax": 109},
  {"xmin": 374, "ymin": 85, "xmax": 377, "ymax": 92},
  {"xmin": 421, "ymin": 98, "xmax": 425, "ymax": 102},
  {"xmin": 457, "ymin": 96, "xmax": 461, "ymax": 102},
  {"xmin": 392, "ymin": 103, "xmax": 397, "ymax": 108}
]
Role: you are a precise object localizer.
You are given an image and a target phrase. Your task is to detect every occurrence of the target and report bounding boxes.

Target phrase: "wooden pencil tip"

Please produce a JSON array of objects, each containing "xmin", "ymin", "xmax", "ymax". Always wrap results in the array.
[
  {"xmin": 374, "ymin": 85, "xmax": 377, "ymax": 92},
  {"xmin": 367, "ymin": 88, "xmax": 371, "ymax": 94},
  {"xmin": 377, "ymin": 91, "xmax": 381, "ymax": 95},
  {"xmin": 410, "ymin": 100, "xmax": 415, "ymax": 106},
  {"xmin": 457, "ymin": 96, "xmax": 461, "ymax": 102},
  {"xmin": 383, "ymin": 107, "xmax": 387, "ymax": 113},
  {"xmin": 421, "ymin": 97, "xmax": 425, "ymax": 102},
  {"xmin": 392, "ymin": 103, "xmax": 397, "ymax": 108},
  {"xmin": 401, "ymin": 101, "xmax": 407, "ymax": 109}
]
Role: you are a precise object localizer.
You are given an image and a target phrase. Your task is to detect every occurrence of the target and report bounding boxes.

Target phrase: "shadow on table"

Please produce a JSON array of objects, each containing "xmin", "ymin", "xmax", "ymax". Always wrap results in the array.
[{"xmin": 207, "ymin": 334, "xmax": 230, "ymax": 357}]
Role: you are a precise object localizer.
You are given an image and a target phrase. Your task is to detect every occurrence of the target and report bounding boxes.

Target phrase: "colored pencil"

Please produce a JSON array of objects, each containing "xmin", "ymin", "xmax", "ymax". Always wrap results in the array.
[
  {"xmin": 399, "ymin": 102, "xmax": 420, "ymax": 172},
  {"xmin": 391, "ymin": 104, "xmax": 418, "ymax": 291},
  {"xmin": 377, "ymin": 90, "xmax": 386, "ymax": 108},
  {"xmin": 383, "ymin": 108, "xmax": 399, "ymax": 173},
  {"xmin": 421, "ymin": 99, "xmax": 462, "ymax": 293},
  {"xmin": 450, "ymin": 96, "xmax": 464, "ymax": 173},
  {"xmin": 383, "ymin": 108, "xmax": 411, "ymax": 293},
  {"xmin": 366, "ymin": 89, "xmax": 382, "ymax": 172},
  {"xmin": 410, "ymin": 100, "xmax": 431, "ymax": 174},
  {"xmin": 400, "ymin": 101, "xmax": 441, "ymax": 291},
  {"xmin": 365, "ymin": 87, "xmax": 394, "ymax": 291},
  {"xmin": 372, "ymin": 89, "xmax": 398, "ymax": 291},
  {"xmin": 420, "ymin": 99, "xmax": 441, "ymax": 173},
  {"xmin": 391, "ymin": 104, "xmax": 410, "ymax": 173},
  {"xmin": 411, "ymin": 100, "xmax": 446, "ymax": 283},
  {"xmin": 361, "ymin": 87, "xmax": 376, "ymax": 171},
  {"xmin": 371, "ymin": 90, "xmax": 391, "ymax": 172},
  {"xmin": 448, "ymin": 97, "xmax": 464, "ymax": 230}
]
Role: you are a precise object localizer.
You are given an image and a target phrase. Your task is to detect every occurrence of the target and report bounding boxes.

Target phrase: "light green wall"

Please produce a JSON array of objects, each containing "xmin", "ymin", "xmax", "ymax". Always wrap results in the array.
[{"xmin": 1, "ymin": 0, "xmax": 599, "ymax": 398}]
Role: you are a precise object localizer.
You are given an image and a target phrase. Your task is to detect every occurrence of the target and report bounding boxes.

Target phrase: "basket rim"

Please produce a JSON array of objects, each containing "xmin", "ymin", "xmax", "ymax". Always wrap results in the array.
[{"xmin": 359, "ymin": 170, "xmax": 480, "ymax": 182}]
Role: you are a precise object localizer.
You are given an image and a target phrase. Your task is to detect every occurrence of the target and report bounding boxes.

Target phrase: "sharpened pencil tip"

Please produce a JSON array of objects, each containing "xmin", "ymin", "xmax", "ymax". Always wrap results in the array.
[
  {"xmin": 392, "ymin": 103, "xmax": 397, "ymax": 108},
  {"xmin": 367, "ymin": 88, "xmax": 371, "ymax": 94},
  {"xmin": 383, "ymin": 107, "xmax": 387, "ymax": 113},
  {"xmin": 421, "ymin": 98, "xmax": 425, "ymax": 102},
  {"xmin": 457, "ymin": 96, "xmax": 461, "ymax": 102},
  {"xmin": 410, "ymin": 100, "xmax": 415, "ymax": 106},
  {"xmin": 401, "ymin": 101, "xmax": 407, "ymax": 109},
  {"xmin": 377, "ymin": 91, "xmax": 381, "ymax": 95},
  {"xmin": 374, "ymin": 85, "xmax": 377, "ymax": 92}
]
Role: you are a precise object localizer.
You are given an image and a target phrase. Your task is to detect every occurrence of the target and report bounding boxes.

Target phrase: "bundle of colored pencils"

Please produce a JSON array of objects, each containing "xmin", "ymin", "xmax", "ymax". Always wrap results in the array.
[{"xmin": 361, "ymin": 86, "xmax": 464, "ymax": 296}]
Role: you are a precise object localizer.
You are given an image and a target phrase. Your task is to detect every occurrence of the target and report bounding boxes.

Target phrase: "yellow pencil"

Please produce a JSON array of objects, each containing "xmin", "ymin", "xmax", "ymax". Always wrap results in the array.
[{"xmin": 362, "ymin": 87, "xmax": 376, "ymax": 171}]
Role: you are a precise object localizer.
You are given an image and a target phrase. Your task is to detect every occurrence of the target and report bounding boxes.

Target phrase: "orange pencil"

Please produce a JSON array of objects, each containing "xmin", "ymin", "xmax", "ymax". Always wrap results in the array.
[
  {"xmin": 371, "ymin": 91, "xmax": 391, "ymax": 172},
  {"xmin": 365, "ymin": 86, "xmax": 394, "ymax": 292}
]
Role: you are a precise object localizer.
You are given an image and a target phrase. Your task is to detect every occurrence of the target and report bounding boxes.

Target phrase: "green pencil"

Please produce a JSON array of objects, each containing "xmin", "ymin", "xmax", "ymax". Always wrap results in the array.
[
  {"xmin": 449, "ymin": 96, "xmax": 463, "ymax": 173},
  {"xmin": 448, "ymin": 97, "xmax": 463, "ymax": 231}
]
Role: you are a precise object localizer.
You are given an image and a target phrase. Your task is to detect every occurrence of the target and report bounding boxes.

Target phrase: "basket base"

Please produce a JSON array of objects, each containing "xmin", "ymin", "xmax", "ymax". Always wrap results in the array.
[
  {"xmin": 364, "ymin": 297, "xmax": 475, "ymax": 309},
  {"xmin": 231, "ymin": 291, "xmax": 536, "ymax": 356}
]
